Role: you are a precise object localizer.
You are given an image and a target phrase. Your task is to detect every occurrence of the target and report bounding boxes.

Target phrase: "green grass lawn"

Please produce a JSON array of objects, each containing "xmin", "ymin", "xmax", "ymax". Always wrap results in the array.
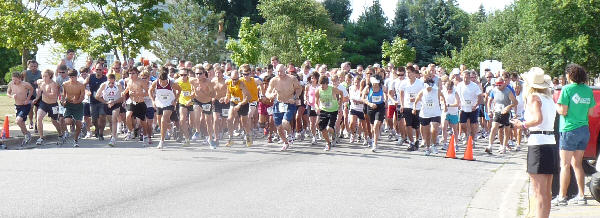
[{"xmin": 0, "ymin": 94, "xmax": 14, "ymax": 117}]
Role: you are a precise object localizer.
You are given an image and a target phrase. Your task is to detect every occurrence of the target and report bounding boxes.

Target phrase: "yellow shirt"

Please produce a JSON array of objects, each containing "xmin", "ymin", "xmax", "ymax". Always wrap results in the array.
[
  {"xmin": 227, "ymin": 79, "xmax": 243, "ymax": 104},
  {"xmin": 177, "ymin": 78, "xmax": 193, "ymax": 105},
  {"xmin": 240, "ymin": 77, "xmax": 259, "ymax": 102}
]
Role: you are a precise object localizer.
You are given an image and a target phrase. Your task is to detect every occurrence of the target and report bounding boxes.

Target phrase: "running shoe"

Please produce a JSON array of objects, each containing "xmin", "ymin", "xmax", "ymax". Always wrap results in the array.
[
  {"xmin": 165, "ymin": 131, "xmax": 171, "ymax": 140},
  {"xmin": 23, "ymin": 132, "xmax": 32, "ymax": 146},
  {"xmin": 125, "ymin": 132, "xmax": 133, "ymax": 141},
  {"xmin": 210, "ymin": 140, "xmax": 217, "ymax": 149},
  {"xmin": 73, "ymin": 140, "xmax": 79, "ymax": 148},
  {"xmin": 246, "ymin": 136, "xmax": 253, "ymax": 147},
  {"xmin": 108, "ymin": 137, "xmax": 115, "ymax": 147},
  {"xmin": 485, "ymin": 146, "xmax": 492, "ymax": 154},
  {"xmin": 225, "ymin": 140, "xmax": 233, "ymax": 147},
  {"xmin": 280, "ymin": 143, "xmax": 289, "ymax": 151},
  {"xmin": 349, "ymin": 134, "xmax": 355, "ymax": 143},
  {"xmin": 568, "ymin": 195, "xmax": 587, "ymax": 205},
  {"xmin": 431, "ymin": 146, "xmax": 439, "ymax": 154},
  {"xmin": 157, "ymin": 141, "xmax": 164, "ymax": 149},
  {"xmin": 1, "ymin": 144, "xmax": 6, "ymax": 149},
  {"xmin": 514, "ymin": 145, "xmax": 521, "ymax": 152},
  {"xmin": 85, "ymin": 132, "xmax": 93, "ymax": 139},
  {"xmin": 191, "ymin": 132, "xmax": 200, "ymax": 142},
  {"xmin": 441, "ymin": 143, "xmax": 448, "ymax": 150},
  {"xmin": 324, "ymin": 143, "xmax": 331, "ymax": 151},
  {"xmin": 36, "ymin": 138, "xmax": 44, "ymax": 145},
  {"xmin": 183, "ymin": 139, "xmax": 191, "ymax": 147},
  {"xmin": 552, "ymin": 196, "xmax": 568, "ymax": 206},
  {"xmin": 99, "ymin": 135, "xmax": 104, "ymax": 141},
  {"xmin": 29, "ymin": 121, "xmax": 34, "ymax": 129},
  {"xmin": 397, "ymin": 137, "xmax": 403, "ymax": 146},
  {"xmin": 362, "ymin": 138, "xmax": 368, "ymax": 147},
  {"xmin": 311, "ymin": 136, "xmax": 317, "ymax": 145},
  {"xmin": 424, "ymin": 148, "xmax": 431, "ymax": 156}
]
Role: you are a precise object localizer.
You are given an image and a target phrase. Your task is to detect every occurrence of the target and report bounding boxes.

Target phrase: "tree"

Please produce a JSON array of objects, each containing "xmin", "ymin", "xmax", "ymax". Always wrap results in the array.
[
  {"xmin": 151, "ymin": 0, "xmax": 225, "ymax": 64},
  {"xmin": 342, "ymin": 0, "xmax": 390, "ymax": 66},
  {"xmin": 391, "ymin": 0, "xmax": 411, "ymax": 39},
  {"xmin": 0, "ymin": 47, "xmax": 21, "ymax": 83},
  {"xmin": 258, "ymin": 0, "xmax": 342, "ymax": 65},
  {"xmin": 381, "ymin": 36, "xmax": 416, "ymax": 67},
  {"xmin": 297, "ymin": 29, "xmax": 341, "ymax": 66},
  {"xmin": 0, "ymin": 1, "xmax": 58, "ymax": 68},
  {"xmin": 322, "ymin": 0, "xmax": 352, "ymax": 24},
  {"xmin": 197, "ymin": 0, "xmax": 263, "ymax": 39},
  {"xmin": 69, "ymin": 0, "xmax": 169, "ymax": 61},
  {"xmin": 226, "ymin": 17, "xmax": 261, "ymax": 66}
]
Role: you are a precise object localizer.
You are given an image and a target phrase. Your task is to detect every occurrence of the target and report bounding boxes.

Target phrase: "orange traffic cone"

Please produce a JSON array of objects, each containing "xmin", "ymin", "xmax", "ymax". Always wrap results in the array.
[
  {"xmin": 445, "ymin": 134, "xmax": 456, "ymax": 159},
  {"xmin": 462, "ymin": 136, "xmax": 475, "ymax": 161},
  {"xmin": 2, "ymin": 116, "xmax": 9, "ymax": 138}
]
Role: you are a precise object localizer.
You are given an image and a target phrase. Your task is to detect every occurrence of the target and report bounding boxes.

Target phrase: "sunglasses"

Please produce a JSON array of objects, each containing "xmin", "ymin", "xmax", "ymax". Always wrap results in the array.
[
  {"xmin": 140, "ymin": 77, "xmax": 148, "ymax": 79},
  {"xmin": 59, "ymin": 71, "xmax": 66, "ymax": 74},
  {"xmin": 180, "ymin": 74, "xmax": 188, "ymax": 76},
  {"xmin": 242, "ymin": 73, "xmax": 250, "ymax": 76},
  {"xmin": 398, "ymin": 74, "xmax": 405, "ymax": 77},
  {"xmin": 195, "ymin": 73, "xmax": 203, "ymax": 75}
]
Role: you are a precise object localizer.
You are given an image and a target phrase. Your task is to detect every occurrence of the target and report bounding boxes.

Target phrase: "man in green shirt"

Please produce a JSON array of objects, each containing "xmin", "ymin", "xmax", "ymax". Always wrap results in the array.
[{"xmin": 554, "ymin": 64, "xmax": 596, "ymax": 206}]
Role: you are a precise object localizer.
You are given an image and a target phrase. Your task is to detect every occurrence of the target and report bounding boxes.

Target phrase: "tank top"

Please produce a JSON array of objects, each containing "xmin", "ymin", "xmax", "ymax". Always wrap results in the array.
[
  {"xmin": 526, "ymin": 93, "xmax": 556, "ymax": 145},
  {"xmin": 368, "ymin": 87, "xmax": 384, "ymax": 104},
  {"xmin": 491, "ymin": 87, "xmax": 512, "ymax": 113},
  {"xmin": 307, "ymin": 84, "xmax": 318, "ymax": 106},
  {"xmin": 241, "ymin": 77, "xmax": 259, "ymax": 102},
  {"xmin": 102, "ymin": 82, "xmax": 120, "ymax": 102},
  {"xmin": 319, "ymin": 86, "xmax": 339, "ymax": 112},
  {"xmin": 89, "ymin": 75, "xmax": 107, "ymax": 104},
  {"xmin": 419, "ymin": 87, "xmax": 442, "ymax": 118},
  {"xmin": 443, "ymin": 89, "xmax": 458, "ymax": 115},
  {"xmin": 155, "ymin": 80, "xmax": 175, "ymax": 107},
  {"xmin": 349, "ymin": 85, "xmax": 364, "ymax": 111},
  {"xmin": 227, "ymin": 80, "xmax": 244, "ymax": 104},
  {"xmin": 177, "ymin": 78, "xmax": 193, "ymax": 105}
]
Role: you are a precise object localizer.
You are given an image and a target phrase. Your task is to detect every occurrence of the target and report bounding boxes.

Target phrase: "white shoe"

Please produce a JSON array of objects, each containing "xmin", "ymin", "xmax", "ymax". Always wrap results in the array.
[
  {"xmin": 431, "ymin": 146, "xmax": 439, "ymax": 154},
  {"xmin": 157, "ymin": 141, "xmax": 164, "ymax": 149},
  {"xmin": 311, "ymin": 137, "xmax": 317, "ymax": 145},
  {"xmin": 36, "ymin": 138, "xmax": 44, "ymax": 145},
  {"xmin": 108, "ymin": 137, "xmax": 115, "ymax": 147}
]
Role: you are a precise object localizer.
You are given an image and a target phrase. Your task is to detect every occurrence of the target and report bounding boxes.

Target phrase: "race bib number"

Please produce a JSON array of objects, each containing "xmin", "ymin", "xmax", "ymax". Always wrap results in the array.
[
  {"xmin": 409, "ymin": 93, "xmax": 416, "ymax": 99},
  {"xmin": 372, "ymin": 96, "xmax": 382, "ymax": 102},
  {"xmin": 267, "ymin": 106, "xmax": 274, "ymax": 115},
  {"xmin": 182, "ymin": 91, "xmax": 191, "ymax": 97},
  {"xmin": 249, "ymin": 102, "xmax": 257, "ymax": 107},
  {"xmin": 106, "ymin": 97, "xmax": 115, "ymax": 102},
  {"xmin": 52, "ymin": 106, "xmax": 59, "ymax": 114},
  {"xmin": 278, "ymin": 103, "xmax": 288, "ymax": 112},
  {"xmin": 425, "ymin": 100, "xmax": 434, "ymax": 108},
  {"xmin": 221, "ymin": 108, "xmax": 229, "ymax": 117},
  {"xmin": 465, "ymin": 100, "xmax": 472, "ymax": 106},
  {"xmin": 231, "ymin": 97, "xmax": 240, "ymax": 102},
  {"xmin": 202, "ymin": 104, "xmax": 211, "ymax": 112}
]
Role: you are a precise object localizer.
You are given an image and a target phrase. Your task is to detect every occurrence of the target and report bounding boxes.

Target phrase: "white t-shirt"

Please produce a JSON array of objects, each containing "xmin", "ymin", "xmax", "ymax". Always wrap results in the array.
[
  {"xmin": 443, "ymin": 89, "xmax": 459, "ymax": 115},
  {"xmin": 456, "ymin": 81, "xmax": 482, "ymax": 112},
  {"xmin": 349, "ymin": 85, "xmax": 364, "ymax": 111},
  {"xmin": 397, "ymin": 79, "xmax": 424, "ymax": 109},
  {"xmin": 385, "ymin": 78, "xmax": 397, "ymax": 104},
  {"xmin": 393, "ymin": 78, "xmax": 406, "ymax": 104},
  {"xmin": 337, "ymin": 84, "xmax": 348, "ymax": 98}
]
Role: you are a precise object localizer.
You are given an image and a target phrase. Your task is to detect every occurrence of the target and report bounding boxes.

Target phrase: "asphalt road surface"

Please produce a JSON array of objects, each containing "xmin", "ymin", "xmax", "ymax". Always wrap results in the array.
[{"xmin": 0, "ymin": 132, "xmax": 518, "ymax": 217}]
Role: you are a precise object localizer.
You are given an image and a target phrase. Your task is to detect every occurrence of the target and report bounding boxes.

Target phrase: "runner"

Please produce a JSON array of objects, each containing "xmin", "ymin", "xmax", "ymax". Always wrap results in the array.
[
  {"xmin": 315, "ymin": 76, "xmax": 343, "ymax": 151},
  {"xmin": 123, "ymin": 67, "xmax": 151, "ymax": 146},
  {"xmin": 33, "ymin": 70, "xmax": 64, "ymax": 145},
  {"xmin": 363, "ymin": 74, "xmax": 386, "ymax": 152},
  {"xmin": 61, "ymin": 69, "xmax": 86, "ymax": 147},
  {"xmin": 140, "ymin": 71, "xmax": 156, "ymax": 144},
  {"xmin": 266, "ymin": 64, "xmax": 302, "ymax": 151},
  {"xmin": 176, "ymin": 68, "xmax": 194, "ymax": 146},
  {"xmin": 304, "ymin": 72, "xmax": 320, "ymax": 145},
  {"xmin": 348, "ymin": 75, "xmax": 366, "ymax": 144},
  {"xmin": 96, "ymin": 73, "xmax": 124, "ymax": 147},
  {"xmin": 149, "ymin": 70, "xmax": 180, "ymax": 149},
  {"xmin": 240, "ymin": 64, "xmax": 261, "ymax": 140},
  {"xmin": 258, "ymin": 75, "xmax": 276, "ymax": 143},
  {"xmin": 392, "ymin": 67, "xmax": 407, "ymax": 145},
  {"xmin": 486, "ymin": 77, "xmax": 517, "ymax": 154},
  {"xmin": 224, "ymin": 70, "xmax": 253, "ymax": 147},
  {"xmin": 191, "ymin": 67, "xmax": 217, "ymax": 148},
  {"xmin": 413, "ymin": 78, "xmax": 446, "ymax": 155},
  {"xmin": 441, "ymin": 80, "xmax": 460, "ymax": 150},
  {"xmin": 77, "ymin": 68, "xmax": 92, "ymax": 139},
  {"xmin": 25, "ymin": 60, "xmax": 41, "ymax": 131},
  {"xmin": 85, "ymin": 62, "xmax": 108, "ymax": 140},
  {"xmin": 456, "ymin": 70, "xmax": 483, "ymax": 145},
  {"xmin": 212, "ymin": 67, "xmax": 228, "ymax": 141},
  {"xmin": 398, "ymin": 66, "xmax": 424, "ymax": 151},
  {"xmin": 7, "ymin": 71, "xmax": 34, "ymax": 146}
]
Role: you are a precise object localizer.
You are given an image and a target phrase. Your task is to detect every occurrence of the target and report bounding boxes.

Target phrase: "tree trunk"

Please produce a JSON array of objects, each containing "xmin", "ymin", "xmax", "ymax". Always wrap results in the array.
[{"xmin": 21, "ymin": 47, "xmax": 28, "ymax": 70}]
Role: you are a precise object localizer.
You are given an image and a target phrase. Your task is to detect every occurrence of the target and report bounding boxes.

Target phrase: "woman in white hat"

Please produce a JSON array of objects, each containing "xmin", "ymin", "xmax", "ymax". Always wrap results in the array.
[{"xmin": 510, "ymin": 67, "xmax": 558, "ymax": 218}]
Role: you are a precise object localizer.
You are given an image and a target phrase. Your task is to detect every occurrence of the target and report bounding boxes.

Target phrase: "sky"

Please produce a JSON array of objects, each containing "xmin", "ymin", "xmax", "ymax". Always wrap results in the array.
[{"xmin": 349, "ymin": 0, "xmax": 514, "ymax": 21}]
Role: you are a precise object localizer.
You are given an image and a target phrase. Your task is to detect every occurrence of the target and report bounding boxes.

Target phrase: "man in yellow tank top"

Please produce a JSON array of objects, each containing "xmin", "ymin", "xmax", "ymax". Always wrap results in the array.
[
  {"xmin": 240, "ymin": 64, "xmax": 261, "ymax": 137},
  {"xmin": 225, "ymin": 70, "xmax": 253, "ymax": 147},
  {"xmin": 177, "ymin": 68, "xmax": 194, "ymax": 146}
]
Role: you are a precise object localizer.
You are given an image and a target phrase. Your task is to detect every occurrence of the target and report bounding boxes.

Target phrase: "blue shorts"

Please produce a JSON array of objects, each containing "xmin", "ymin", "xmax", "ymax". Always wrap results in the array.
[
  {"xmin": 559, "ymin": 125, "xmax": 590, "ymax": 151},
  {"xmin": 146, "ymin": 107, "xmax": 155, "ymax": 119},
  {"xmin": 445, "ymin": 114, "xmax": 459, "ymax": 125},
  {"xmin": 273, "ymin": 102, "xmax": 297, "ymax": 126},
  {"xmin": 459, "ymin": 111, "xmax": 478, "ymax": 124},
  {"xmin": 15, "ymin": 104, "xmax": 31, "ymax": 121}
]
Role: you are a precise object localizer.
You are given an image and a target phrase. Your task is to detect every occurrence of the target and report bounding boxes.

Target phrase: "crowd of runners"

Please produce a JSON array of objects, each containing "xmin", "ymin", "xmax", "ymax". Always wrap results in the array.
[{"xmin": 6, "ymin": 50, "xmax": 541, "ymax": 154}]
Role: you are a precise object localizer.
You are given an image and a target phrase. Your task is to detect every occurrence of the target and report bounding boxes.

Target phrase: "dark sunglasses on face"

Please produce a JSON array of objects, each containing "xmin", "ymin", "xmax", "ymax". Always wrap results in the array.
[
  {"xmin": 181, "ymin": 74, "xmax": 188, "ymax": 76},
  {"xmin": 242, "ymin": 73, "xmax": 250, "ymax": 76},
  {"xmin": 59, "ymin": 71, "xmax": 66, "ymax": 74},
  {"xmin": 140, "ymin": 77, "xmax": 148, "ymax": 79},
  {"xmin": 398, "ymin": 74, "xmax": 405, "ymax": 77}
]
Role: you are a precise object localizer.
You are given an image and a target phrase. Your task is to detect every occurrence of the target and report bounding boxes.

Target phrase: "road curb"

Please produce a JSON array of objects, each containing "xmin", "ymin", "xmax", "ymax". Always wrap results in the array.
[
  {"xmin": 1, "ymin": 133, "xmax": 60, "ymax": 150},
  {"xmin": 465, "ymin": 154, "xmax": 528, "ymax": 218}
]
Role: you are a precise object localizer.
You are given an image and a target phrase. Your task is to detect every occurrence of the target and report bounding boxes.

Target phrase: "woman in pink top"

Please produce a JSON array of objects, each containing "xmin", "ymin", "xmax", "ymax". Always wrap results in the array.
[{"xmin": 305, "ymin": 72, "xmax": 320, "ymax": 145}]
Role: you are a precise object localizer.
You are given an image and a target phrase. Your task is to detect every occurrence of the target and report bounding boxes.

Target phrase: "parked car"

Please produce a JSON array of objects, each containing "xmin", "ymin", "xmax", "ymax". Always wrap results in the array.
[{"xmin": 553, "ymin": 87, "xmax": 600, "ymax": 203}]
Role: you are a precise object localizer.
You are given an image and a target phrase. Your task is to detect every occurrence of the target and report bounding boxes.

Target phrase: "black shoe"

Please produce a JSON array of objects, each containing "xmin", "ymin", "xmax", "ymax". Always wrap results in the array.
[
  {"xmin": 415, "ymin": 140, "xmax": 420, "ymax": 148},
  {"xmin": 99, "ymin": 135, "xmax": 104, "ymax": 141}
]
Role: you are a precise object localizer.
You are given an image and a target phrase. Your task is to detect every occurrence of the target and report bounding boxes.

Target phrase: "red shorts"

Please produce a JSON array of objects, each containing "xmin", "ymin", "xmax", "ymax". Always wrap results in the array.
[
  {"xmin": 258, "ymin": 102, "xmax": 272, "ymax": 115},
  {"xmin": 386, "ymin": 105, "xmax": 396, "ymax": 119}
]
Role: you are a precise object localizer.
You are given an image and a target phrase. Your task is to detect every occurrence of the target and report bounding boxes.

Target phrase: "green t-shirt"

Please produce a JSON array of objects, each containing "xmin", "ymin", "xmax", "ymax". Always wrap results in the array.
[{"xmin": 558, "ymin": 83, "xmax": 596, "ymax": 132}]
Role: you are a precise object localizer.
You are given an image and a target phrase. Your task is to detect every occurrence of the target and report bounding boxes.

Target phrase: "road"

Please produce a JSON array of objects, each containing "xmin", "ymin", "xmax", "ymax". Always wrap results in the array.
[{"xmin": 0, "ymin": 132, "xmax": 519, "ymax": 217}]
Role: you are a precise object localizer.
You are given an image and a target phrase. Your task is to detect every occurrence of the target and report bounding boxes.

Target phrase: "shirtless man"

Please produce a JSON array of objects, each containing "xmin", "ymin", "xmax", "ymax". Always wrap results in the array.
[
  {"xmin": 224, "ymin": 70, "xmax": 253, "ymax": 147},
  {"xmin": 266, "ymin": 64, "xmax": 303, "ymax": 150},
  {"xmin": 123, "ymin": 67, "xmax": 151, "ymax": 146},
  {"xmin": 96, "ymin": 74, "xmax": 125, "ymax": 147},
  {"xmin": 61, "ymin": 69, "xmax": 86, "ymax": 147},
  {"xmin": 33, "ymin": 70, "xmax": 64, "ymax": 145},
  {"xmin": 212, "ymin": 67, "xmax": 228, "ymax": 141},
  {"xmin": 7, "ymin": 71, "xmax": 34, "ymax": 146},
  {"xmin": 191, "ymin": 67, "xmax": 216, "ymax": 148}
]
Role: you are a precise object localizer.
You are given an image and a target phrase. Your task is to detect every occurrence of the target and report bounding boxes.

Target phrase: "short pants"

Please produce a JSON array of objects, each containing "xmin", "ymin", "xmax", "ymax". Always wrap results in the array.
[
  {"xmin": 367, "ymin": 103, "xmax": 385, "ymax": 124},
  {"xmin": 419, "ymin": 116, "xmax": 441, "ymax": 126},
  {"xmin": 273, "ymin": 101, "xmax": 297, "ymax": 126},
  {"xmin": 15, "ymin": 104, "xmax": 31, "ymax": 121},
  {"xmin": 527, "ymin": 144, "xmax": 559, "ymax": 174},
  {"xmin": 318, "ymin": 111, "xmax": 338, "ymax": 131},
  {"xmin": 127, "ymin": 102, "xmax": 147, "ymax": 121},
  {"xmin": 194, "ymin": 99, "xmax": 213, "ymax": 114},
  {"xmin": 230, "ymin": 102, "xmax": 249, "ymax": 116},
  {"xmin": 63, "ymin": 103, "xmax": 84, "ymax": 121},
  {"xmin": 350, "ymin": 109, "xmax": 364, "ymax": 120},
  {"xmin": 459, "ymin": 111, "xmax": 478, "ymax": 124},
  {"xmin": 445, "ymin": 113, "xmax": 459, "ymax": 125},
  {"xmin": 493, "ymin": 112, "xmax": 510, "ymax": 128},
  {"xmin": 90, "ymin": 102, "xmax": 107, "ymax": 119},
  {"xmin": 104, "ymin": 103, "xmax": 122, "ymax": 116},
  {"xmin": 157, "ymin": 105, "xmax": 175, "ymax": 116},
  {"xmin": 306, "ymin": 105, "xmax": 318, "ymax": 117},
  {"xmin": 559, "ymin": 125, "xmax": 590, "ymax": 151},
  {"xmin": 146, "ymin": 107, "xmax": 155, "ymax": 119},
  {"xmin": 39, "ymin": 101, "xmax": 59, "ymax": 121},
  {"xmin": 83, "ymin": 103, "xmax": 91, "ymax": 117},
  {"xmin": 258, "ymin": 102, "xmax": 272, "ymax": 116},
  {"xmin": 214, "ymin": 101, "xmax": 229, "ymax": 118},
  {"xmin": 386, "ymin": 105, "xmax": 396, "ymax": 119},
  {"xmin": 403, "ymin": 109, "xmax": 420, "ymax": 129}
]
